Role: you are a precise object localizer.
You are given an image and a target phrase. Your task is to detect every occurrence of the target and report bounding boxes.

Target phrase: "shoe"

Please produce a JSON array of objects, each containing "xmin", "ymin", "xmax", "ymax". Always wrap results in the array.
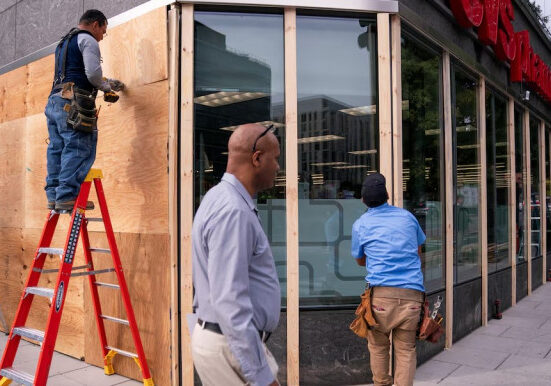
[
  {"xmin": 48, "ymin": 201, "xmax": 55, "ymax": 210},
  {"xmin": 55, "ymin": 200, "xmax": 95, "ymax": 211}
]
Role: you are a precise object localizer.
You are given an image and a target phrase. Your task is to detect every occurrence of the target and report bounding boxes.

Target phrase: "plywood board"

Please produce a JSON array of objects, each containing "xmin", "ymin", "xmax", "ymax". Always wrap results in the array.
[
  {"xmin": 100, "ymin": 7, "xmax": 168, "ymax": 89},
  {"xmin": 83, "ymin": 232, "xmax": 170, "ymax": 386},
  {"xmin": 0, "ymin": 117, "xmax": 25, "ymax": 228},
  {"xmin": 0, "ymin": 65, "xmax": 27, "ymax": 124},
  {"xmin": 391, "ymin": 14, "xmax": 402, "ymax": 207},
  {"xmin": 26, "ymin": 55, "xmax": 55, "ymax": 117},
  {"xmin": 378, "ymin": 13, "xmax": 392, "ymax": 192}
]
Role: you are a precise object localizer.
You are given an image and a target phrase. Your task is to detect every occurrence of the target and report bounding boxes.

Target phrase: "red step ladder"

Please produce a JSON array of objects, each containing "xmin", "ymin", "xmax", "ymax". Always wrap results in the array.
[{"xmin": 0, "ymin": 169, "xmax": 153, "ymax": 386}]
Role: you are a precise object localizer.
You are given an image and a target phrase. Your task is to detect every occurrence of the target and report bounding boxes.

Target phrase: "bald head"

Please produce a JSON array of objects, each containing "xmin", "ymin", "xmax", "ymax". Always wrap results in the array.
[{"xmin": 228, "ymin": 124, "xmax": 276, "ymax": 156}]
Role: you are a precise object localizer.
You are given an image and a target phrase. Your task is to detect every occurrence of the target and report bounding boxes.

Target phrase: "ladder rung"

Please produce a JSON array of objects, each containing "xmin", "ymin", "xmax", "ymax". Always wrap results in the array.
[
  {"xmin": 25, "ymin": 286, "xmax": 54, "ymax": 300},
  {"xmin": 101, "ymin": 315, "xmax": 129, "ymax": 326},
  {"xmin": 94, "ymin": 282, "xmax": 120, "ymax": 289},
  {"xmin": 106, "ymin": 346, "xmax": 138, "ymax": 358},
  {"xmin": 12, "ymin": 327, "xmax": 44, "ymax": 342},
  {"xmin": 37, "ymin": 247, "xmax": 64, "ymax": 255},
  {"xmin": 86, "ymin": 217, "xmax": 103, "ymax": 222},
  {"xmin": 71, "ymin": 268, "xmax": 115, "ymax": 277},
  {"xmin": 33, "ymin": 264, "xmax": 91, "ymax": 274},
  {"xmin": 89, "ymin": 248, "xmax": 111, "ymax": 254},
  {"xmin": 0, "ymin": 367, "xmax": 34, "ymax": 386}
]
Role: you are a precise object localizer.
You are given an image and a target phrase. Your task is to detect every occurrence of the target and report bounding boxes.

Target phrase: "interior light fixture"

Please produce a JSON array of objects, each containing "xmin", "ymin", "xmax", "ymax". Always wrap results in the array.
[
  {"xmin": 220, "ymin": 120, "xmax": 285, "ymax": 132},
  {"xmin": 298, "ymin": 135, "xmax": 345, "ymax": 144},
  {"xmin": 195, "ymin": 91, "xmax": 268, "ymax": 107},
  {"xmin": 349, "ymin": 149, "xmax": 377, "ymax": 155},
  {"xmin": 456, "ymin": 125, "xmax": 477, "ymax": 132},
  {"xmin": 457, "ymin": 144, "xmax": 479, "ymax": 149},
  {"xmin": 339, "ymin": 105, "xmax": 377, "ymax": 116},
  {"xmin": 333, "ymin": 165, "xmax": 367, "ymax": 169},
  {"xmin": 311, "ymin": 161, "xmax": 348, "ymax": 167},
  {"xmin": 424, "ymin": 129, "xmax": 440, "ymax": 136}
]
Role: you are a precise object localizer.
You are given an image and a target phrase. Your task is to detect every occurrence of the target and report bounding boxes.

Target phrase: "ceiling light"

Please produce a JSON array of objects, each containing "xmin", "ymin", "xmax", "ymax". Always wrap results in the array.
[
  {"xmin": 195, "ymin": 91, "xmax": 268, "ymax": 107},
  {"xmin": 456, "ymin": 125, "xmax": 477, "ymax": 132},
  {"xmin": 311, "ymin": 162, "xmax": 348, "ymax": 167},
  {"xmin": 298, "ymin": 135, "xmax": 345, "ymax": 144},
  {"xmin": 339, "ymin": 105, "xmax": 377, "ymax": 116},
  {"xmin": 220, "ymin": 120, "xmax": 285, "ymax": 132},
  {"xmin": 457, "ymin": 144, "xmax": 479, "ymax": 149},
  {"xmin": 333, "ymin": 165, "xmax": 368, "ymax": 169},
  {"xmin": 349, "ymin": 149, "xmax": 377, "ymax": 155},
  {"xmin": 424, "ymin": 129, "xmax": 440, "ymax": 136}
]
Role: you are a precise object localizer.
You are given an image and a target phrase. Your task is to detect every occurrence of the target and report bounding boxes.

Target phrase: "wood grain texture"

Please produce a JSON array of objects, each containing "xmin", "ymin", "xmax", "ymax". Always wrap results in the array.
[
  {"xmin": 391, "ymin": 14, "xmax": 402, "ymax": 207},
  {"xmin": 0, "ymin": 65, "xmax": 27, "ymax": 124},
  {"xmin": 508, "ymin": 97, "xmax": 516, "ymax": 306},
  {"xmin": 0, "ymin": 117, "xmax": 25, "ymax": 228},
  {"xmin": 378, "ymin": 13, "xmax": 392, "ymax": 194},
  {"xmin": 478, "ymin": 77, "xmax": 487, "ymax": 326},
  {"xmin": 26, "ymin": 55, "xmax": 54, "ymax": 116}
]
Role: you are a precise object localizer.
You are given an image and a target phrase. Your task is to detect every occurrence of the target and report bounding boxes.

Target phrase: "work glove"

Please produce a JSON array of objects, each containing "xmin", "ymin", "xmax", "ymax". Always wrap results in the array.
[
  {"xmin": 103, "ymin": 91, "xmax": 119, "ymax": 103},
  {"xmin": 107, "ymin": 78, "xmax": 125, "ymax": 92}
]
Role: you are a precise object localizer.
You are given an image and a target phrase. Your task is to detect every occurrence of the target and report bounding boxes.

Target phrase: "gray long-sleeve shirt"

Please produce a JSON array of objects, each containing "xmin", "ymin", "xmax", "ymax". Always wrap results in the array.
[
  {"xmin": 77, "ymin": 33, "xmax": 111, "ymax": 92},
  {"xmin": 192, "ymin": 173, "xmax": 281, "ymax": 386}
]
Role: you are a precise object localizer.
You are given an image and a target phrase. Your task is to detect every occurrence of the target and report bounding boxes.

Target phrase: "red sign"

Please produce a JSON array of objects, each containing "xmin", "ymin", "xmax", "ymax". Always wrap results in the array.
[{"xmin": 450, "ymin": 0, "xmax": 551, "ymax": 103}]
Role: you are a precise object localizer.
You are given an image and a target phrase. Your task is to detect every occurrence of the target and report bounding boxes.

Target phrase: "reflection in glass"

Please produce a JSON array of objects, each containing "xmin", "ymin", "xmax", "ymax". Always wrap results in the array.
[
  {"xmin": 515, "ymin": 108, "xmax": 525, "ymax": 262},
  {"xmin": 193, "ymin": 12, "xmax": 287, "ymax": 301},
  {"xmin": 401, "ymin": 34, "xmax": 444, "ymax": 293},
  {"xmin": 530, "ymin": 117, "xmax": 541, "ymax": 259},
  {"xmin": 297, "ymin": 15, "xmax": 378, "ymax": 305},
  {"xmin": 546, "ymin": 127, "xmax": 551, "ymax": 261},
  {"xmin": 452, "ymin": 65, "xmax": 480, "ymax": 283},
  {"xmin": 486, "ymin": 90, "xmax": 510, "ymax": 271}
]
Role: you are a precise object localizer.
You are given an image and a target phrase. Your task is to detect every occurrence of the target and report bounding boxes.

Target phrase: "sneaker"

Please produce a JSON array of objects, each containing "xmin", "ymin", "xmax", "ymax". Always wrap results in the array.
[
  {"xmin": 55, "ymin": 200, "xmax": 95, "ymax": 211},
  {"xmin": 48, "ymin": 201, "xmax": 55, "ymax": 210}
]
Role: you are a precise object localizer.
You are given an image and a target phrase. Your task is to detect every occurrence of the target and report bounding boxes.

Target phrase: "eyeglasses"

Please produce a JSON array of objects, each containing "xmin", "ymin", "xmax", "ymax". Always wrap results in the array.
[{"xmin": 251, "ymin": 124, "xmax": 275, "ymax": 153}]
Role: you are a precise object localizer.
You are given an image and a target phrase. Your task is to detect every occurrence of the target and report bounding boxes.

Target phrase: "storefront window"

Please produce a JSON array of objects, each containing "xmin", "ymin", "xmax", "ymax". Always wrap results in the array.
[
  {"xmin": 192, "ymin": 12, "xmax": 287, "ymax": 301},
  {"xmin": 402, "ymin": 33, "xmax": 444, "ymax": 293},
  {"xmin": 452, "ymin": 65, "xmax": 480, "ymax": 283},
  {"xmin": 296, "ymin": 15, "xmax": 378, "ymax": 306},
  {"xmin": 515, "ymin": 108, "xmax": 525, "ymax": 262},
  {"xmin": 486, "ymin": 90, "xmax": 510, "ymax": 271},
  {"xmin": 530, "ymin": 116, "xmax": 541, "ymax": 259},
  {"xmin": 546, "ymin": 127, "xmax": 551, "ymax": 263}
]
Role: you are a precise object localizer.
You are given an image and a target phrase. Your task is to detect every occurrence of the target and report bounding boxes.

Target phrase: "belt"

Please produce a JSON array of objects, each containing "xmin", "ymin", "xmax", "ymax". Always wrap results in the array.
[{"xmin": 197, "ymin": 318, "xmax": 272, "ymax": 343}]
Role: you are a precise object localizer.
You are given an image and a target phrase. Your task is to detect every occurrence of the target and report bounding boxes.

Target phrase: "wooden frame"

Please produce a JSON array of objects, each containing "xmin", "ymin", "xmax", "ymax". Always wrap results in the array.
[
  {"xmin": 168, "ymin": 5, "xmax": 180, "ymax": 385},
  {"xmin": 508, "ymin": 97, "xmax": 517, "ymax": 306},
  {"xmin": 524, "ymin": 109, "xmax": 532, "ymax": 294},
  {"xmin": 284, "ymin": 7, "xmax": 299, "ymax": 386},
  {"xmin": 391, "ymin": 14, "xmax": 403, "ymax": 207},
  {"xmin": 540, "ymin": 120, "xmax": 547, "ymax": 285},
  {"xmin": 180, "ymin": 4, "xmax": 195, "ymax": 385},
  {"xmin": 443, "ymin": 51, "xmax": 454, "ymax": 349},
  {"xmin": 378, "ymin": 13, "xmax": 393, "ymax": 196},
  {"xmin": 478, "ymin": 77, "xmax": 488, "ymax": 325}
]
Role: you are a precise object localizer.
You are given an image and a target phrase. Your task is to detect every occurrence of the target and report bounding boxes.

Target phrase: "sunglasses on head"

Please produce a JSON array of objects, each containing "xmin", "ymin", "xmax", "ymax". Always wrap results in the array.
[{"xmin": 251, "ymin": 124, "xmax": 276, "ymax": 153}]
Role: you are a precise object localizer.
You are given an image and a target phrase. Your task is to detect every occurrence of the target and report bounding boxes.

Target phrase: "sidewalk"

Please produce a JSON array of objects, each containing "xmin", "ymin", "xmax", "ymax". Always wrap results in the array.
[
  {"xmin": 0, "ymin": 334, "xmax": 140, "ymax": 385},
  {"xmin": 413, "ymin": 282, "xmax": 551, "ymax": 385}
]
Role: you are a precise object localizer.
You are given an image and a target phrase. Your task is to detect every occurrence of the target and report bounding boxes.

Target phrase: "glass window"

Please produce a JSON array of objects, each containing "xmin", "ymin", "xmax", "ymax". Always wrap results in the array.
[
  {"xmin": 486, "ymin": 90, "xmax": 510, "ymax": 272},
  {"xmin": 530, "ymin": 116, "xmax": 542, "ymax": 259},
  {"xmin": 514, "ymin": 108, "xmax": 525, "ymax": 263},
  {"xmin": 452, "ymin": 65, "xmax": 480, "ymax": 283},
  {"xmin": 401, "ymin": 33, "xmax": 444, "ymax": 293},
  {"xmin": 193, "ymin": 12, "xmax": 287, "ymax": 301},
  {"xmin": 296, "ymin": 15, "xmax": 378, "ymax": 306},
  {"xmin": 546, "ymin": 127, "xmax": 551, "ymax": 261}
]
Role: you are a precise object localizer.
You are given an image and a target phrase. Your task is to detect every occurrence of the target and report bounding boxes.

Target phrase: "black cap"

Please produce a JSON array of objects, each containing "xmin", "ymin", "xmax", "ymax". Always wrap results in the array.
[{"xmin": 361, "ymin": 172, "xmax": 388, "ymax": 207}]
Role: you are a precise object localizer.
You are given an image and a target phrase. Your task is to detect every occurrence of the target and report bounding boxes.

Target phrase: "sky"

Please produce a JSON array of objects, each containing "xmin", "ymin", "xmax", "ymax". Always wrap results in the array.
[{"xmin": 533, "ymin": 0, "xmax": 551, "ymax": 30}]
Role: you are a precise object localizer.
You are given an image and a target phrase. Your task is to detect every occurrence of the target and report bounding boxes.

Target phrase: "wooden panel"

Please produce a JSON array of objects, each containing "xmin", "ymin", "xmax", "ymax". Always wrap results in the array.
[
  {"xmin": 391, "ymin": 14, "xmax": 402, "ymax": 207},
  {"xmin": 0, "ymin": 228, "xmax": 24, "ymax": 334},
  {"xmin": 84, "ymin": 232, "xmax": 170, "ymax": 385},
  {"xmin": 478, "ymin": 77, "xmax": 487, "ymax": 326},
  {"xmin": 100, "ymin": 7, "xmax": 168, "ymax": 88},
  {"xmin": 0, "ymin": 117, "xmax": 25, "ymax": 228},
  {"xmin": 443, "ymin": 51, "xmax": 454, "ymax": 349},
  {"xmin": 378, "ymin": 13, "xmax": 392, "ymax": 191},
  {"xmin": 524, "ymin": 109, "xmax": 531, "ymax": 294},
  {"xmin": 540, "ymin": 120, "xmax": 546, "ymax": 285},
  {"xmin": 0, "ymin": 65, "xmax": 27, "ymax": 124},
  {"xmin": 180, "ymin": 4, "xmax": 195, "ymax": 386},
  {"xmin": 26, "ymin": 55, "xmax": 55, "ymax": 116},
  {"xmin": 284, "ymin": 7, "xmax": 299, "ymax": 386},
  {"xmin": 508, "ymin": 97, "xmax": 516, "ymax": 306}
]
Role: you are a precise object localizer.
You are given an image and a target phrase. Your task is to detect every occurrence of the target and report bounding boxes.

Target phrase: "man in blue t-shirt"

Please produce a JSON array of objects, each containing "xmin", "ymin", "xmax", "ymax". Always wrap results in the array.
[{"xmin": 351, "ymin": 172, "xmax": 425, "ymax": 386}]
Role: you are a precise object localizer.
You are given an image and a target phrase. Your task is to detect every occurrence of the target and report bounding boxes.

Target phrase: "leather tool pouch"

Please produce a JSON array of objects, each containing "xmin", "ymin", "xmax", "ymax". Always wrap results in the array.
[
  {"xmin": 350, "ymin": 287, "xmax": 378, "ymax": 338},
  {"xmin": 417, "ymin": 297, "xmax": 444, "ymax": 343},
  {"xmin": 66, "ymin": 86, "xmax": 97, "ymax": 133}
]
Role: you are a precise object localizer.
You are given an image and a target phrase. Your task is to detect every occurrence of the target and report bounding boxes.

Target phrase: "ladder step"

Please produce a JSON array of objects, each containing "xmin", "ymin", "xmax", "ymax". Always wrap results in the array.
[
  {"xmin": 89, "ymin": 248, "xmax": 111, "ymax": 254},
  {"xmin": 37, "ymin": 247, "xmax": 64, "ymax": 255},
  {"xmin": 86, "ymin": 217, "xmax": 103, "ymax": 222},
  {"xmin": 33, "ymin": 264, "xmax": 91, "ymax": 274},
  {"xmin": 106, "ymin": 346, "xmax": 138, "ymax": 358},
  {"xmin": 101, "ymin": 315, "xmax": 129, "ymax": 325},
  {"xmin": 71, "ymin": 268, "xmax": 115, "ymax": 277},
  {"xmin": 0, "ymin": 367, "xmax": 34, "ymax": 386},
  {"xmin": 12, "ymin": 327, "xmax": 44, "ymax": 342},
  {"xmin": 94, "ymin": 282, "xmax": 120, "ymax": 289},
  {"xmin": 25, "ymin": 286, "xmax": 54, "ymax": 300}
]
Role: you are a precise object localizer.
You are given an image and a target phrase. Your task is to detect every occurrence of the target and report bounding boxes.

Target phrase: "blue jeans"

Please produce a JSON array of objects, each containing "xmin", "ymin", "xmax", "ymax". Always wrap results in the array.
[{"xmin": 44, "ymin": 94, "xmax": 97, "ymax": 203}]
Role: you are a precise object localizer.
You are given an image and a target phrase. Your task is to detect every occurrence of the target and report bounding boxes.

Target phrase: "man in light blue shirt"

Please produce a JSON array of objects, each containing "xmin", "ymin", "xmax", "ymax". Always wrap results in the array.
[
  {"xmin": 192, "ymin": 123, "xmax": 281, "ymax": 386},
  {"xmin": 351, "ymin": 173, "xmax": 425, "ymax": 386}
]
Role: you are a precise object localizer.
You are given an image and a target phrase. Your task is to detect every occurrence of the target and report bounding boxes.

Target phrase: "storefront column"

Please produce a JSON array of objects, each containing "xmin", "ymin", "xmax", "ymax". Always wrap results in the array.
[
  {"xmin": 540, "ymin": 119, "xmax": 547, "ymax": 285},
  {"xmin": 180, "ymin": 4, "xmax": 195, "ymax": 385},
  {"xmin": 508, "ymin": 97, "xmax": 517, "ymax": 306},
  {"xmin": 284, "ymin": 7, "xmax": 299, "ymax": 386},
  {"xmin": 443, "ymin": 51, "xmax": 454, "ymax": 348},
  {"xmin": 378, "ymin": 13, "xmax": 393, "ymax": 195},
  {"xmin": 391, "ymin": 14, "xmax": 402, "ymax": 207},
  {"xmin": 478, "ymin": 76, "xmax": 488, "ymax": 325},
  {"xmin": 524, "ymin": 109, "xmax": 532, "ymax": 294}
]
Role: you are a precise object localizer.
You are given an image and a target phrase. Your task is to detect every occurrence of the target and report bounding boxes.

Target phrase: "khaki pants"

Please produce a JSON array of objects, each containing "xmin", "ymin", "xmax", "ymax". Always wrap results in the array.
[
  {"xmin": 192, "ymin": 325, "xmax": 279, "ymax": 386},
  {"xmin": 367, "ymin": 287, "xmax": 423, "ymax": 386}
]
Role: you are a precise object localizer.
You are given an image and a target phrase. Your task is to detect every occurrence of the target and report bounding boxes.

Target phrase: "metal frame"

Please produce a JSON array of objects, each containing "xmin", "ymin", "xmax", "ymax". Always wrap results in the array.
[{"xmin": 179, "ymin": 0, "xmax": 397, "ymax": 12}]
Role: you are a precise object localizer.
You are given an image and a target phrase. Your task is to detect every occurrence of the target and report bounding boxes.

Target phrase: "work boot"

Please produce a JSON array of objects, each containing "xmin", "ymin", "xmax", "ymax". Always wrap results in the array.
[
  {"xmin": 48, "ymin": 201, "xmax": 55, "ymax": 210},
  {"xmin": 55, "ymin": 200, "xmax": 95, "ymax": 211}
]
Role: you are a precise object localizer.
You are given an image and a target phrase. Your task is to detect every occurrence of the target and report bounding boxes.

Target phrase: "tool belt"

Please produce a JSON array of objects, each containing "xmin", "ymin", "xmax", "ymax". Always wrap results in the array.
[
  {"xmin": 350, "ymin": 285, "xmax": 378, "ymax": 338},
  {"xmin": 62, "ymin": 83, "xmax": 98, "ymax": 133},
  {"xmin": 417, "ymin": 295, "xmax": 444, "ymax": 343}
]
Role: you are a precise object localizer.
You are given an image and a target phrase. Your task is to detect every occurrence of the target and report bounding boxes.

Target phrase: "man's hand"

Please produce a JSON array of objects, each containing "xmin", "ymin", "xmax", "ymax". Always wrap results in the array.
[
  {"xmin": 108, "ymin": 78, "xmax": 125, "ymax": 91},
  {"xmin": 269, "ymin": 381, "xmax": 280, "ymax": 386},
  {"xmin": 356, "ymin": 255, "xmax": 366, "ymax": 266}
]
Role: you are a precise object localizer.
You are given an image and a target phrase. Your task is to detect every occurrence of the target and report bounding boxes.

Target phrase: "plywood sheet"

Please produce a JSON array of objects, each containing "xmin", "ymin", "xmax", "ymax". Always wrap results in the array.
[
  {"xmin": 83, "ymin": 232, "xmax": 170, "ymax": 385},
  {"xmin": 26, "ymin": 55, "xmax": 55, "ymax": 116},
  {"xmin": 0, "ymin": 65, "xmax": 27, "ymax": 124},
  {"xmin": 100, "ymin": 7, "xmax": 168, "ymax": 88},
  {"xmin": 0, "ymin": 117, "xmax": 25, "ymax": 228}
]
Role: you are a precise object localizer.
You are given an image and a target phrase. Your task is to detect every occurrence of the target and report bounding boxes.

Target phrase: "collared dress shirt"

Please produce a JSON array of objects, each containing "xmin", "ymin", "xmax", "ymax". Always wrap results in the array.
[
  {"xmin": 192, "ymin": 173, "xmax": 281, "ymax": 386},
  {"xmin": 351, "ymin": 203, "xmax": 426, "ymax": 292}
]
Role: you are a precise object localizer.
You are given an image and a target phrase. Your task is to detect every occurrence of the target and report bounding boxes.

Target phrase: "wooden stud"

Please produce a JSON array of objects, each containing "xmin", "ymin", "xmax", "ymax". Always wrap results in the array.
[
  {"xmin": 478, "ymin": 77, "xmax": 488, "ymax": 326},
  {"xmin": 284, "ymin": 8, "xmax": 299, "ymax": 386},
  {"xmin": 524, "ymin": 109, "xmax": 532, "ymax": 294},
  {"xmin": 180, "ymin": 4, "xmax": 195, "ymax": 386},
  {"xmin": 540, "ymin": 120, "xmax": 546, "ymax": 286},
  {"xmin": 391, "ymin": 14, "xmax": 403, "ymax": 207},
  {"xmin": 508, "ymin": 97, "xmax": 517, "ymax": 306},
  {"xmin": 378, "ymin": 13, "xmax": 393, "ymax": 196},
  {"xmin": 443, "ymin": 51, "xmax": 454, "ymax": 349},
  {"xmin": 168, "ymin": 5, "xmax": 180, "ymax": 385}
]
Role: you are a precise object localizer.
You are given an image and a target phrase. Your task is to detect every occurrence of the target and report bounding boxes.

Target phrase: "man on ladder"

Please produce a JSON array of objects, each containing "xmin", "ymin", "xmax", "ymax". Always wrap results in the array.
[{"xmin": 45, "ymin": 9, "xmax": 124, "ymax": 211}]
